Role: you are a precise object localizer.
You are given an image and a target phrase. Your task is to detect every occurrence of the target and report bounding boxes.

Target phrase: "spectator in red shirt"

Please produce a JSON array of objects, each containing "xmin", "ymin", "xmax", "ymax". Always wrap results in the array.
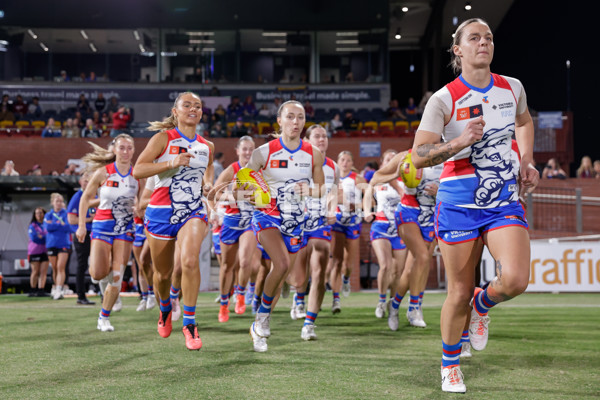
[
  {"xmin": 12, "ymin": 95, "xmax": 27, "ymax": 118},
  {"xmin": 110, "ymin": 106, "xmax": 131, "ymax": 137}
]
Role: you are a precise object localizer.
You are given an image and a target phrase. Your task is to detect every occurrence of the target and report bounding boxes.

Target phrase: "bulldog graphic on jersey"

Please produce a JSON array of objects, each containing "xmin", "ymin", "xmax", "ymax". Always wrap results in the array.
[
  {"xmin": 170, "ymin": 166, "xmax": 205, "ymax": 224},
  {"xmin": 277, "ymin": 178, "xmax": 310, "ymax": 236},
  {"xmin": 469, "ymin": 124, "xmax": 518, "ymax": 208},
  {"xmin": 112, "ymin": 196, "xmax": 135, "ymax": 234}
]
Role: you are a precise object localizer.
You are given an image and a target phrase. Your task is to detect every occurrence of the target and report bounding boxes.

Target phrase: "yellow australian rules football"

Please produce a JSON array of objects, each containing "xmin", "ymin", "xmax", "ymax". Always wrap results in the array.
[
  {"xmin": 235, "ymin": 167, "xmax": 272, "ymax": 207},
  {"xmin": 400, "ymin": 151, "xmax": 423, "ymax": 189}
]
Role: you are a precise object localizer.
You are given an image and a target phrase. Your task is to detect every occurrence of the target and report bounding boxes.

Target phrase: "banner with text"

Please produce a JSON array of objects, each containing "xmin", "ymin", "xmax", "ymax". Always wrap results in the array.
[
  {"xmin": 480, "ymin": 242, "xmax": 600, "ymax": 292},
  {"xmin": 1, "ymin": 84, "xmax": 387, "ymax": 106}
]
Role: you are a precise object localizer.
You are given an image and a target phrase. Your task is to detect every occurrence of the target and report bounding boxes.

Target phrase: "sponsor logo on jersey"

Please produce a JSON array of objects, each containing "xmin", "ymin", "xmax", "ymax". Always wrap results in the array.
[
  {"xmin": 290, "ymin": 237, "xmax": 300, "ymax": 245},
  {"xmin": 169, "ymin": 146, "xmax": 188, "ymax": 154},
  {"xmin": 106, "ymin": 180, "xmax": 119, "ymax": 188},
  {"xmin": 457, "ymin": 105, "xmax": 483, "ymax": 121},
  {"xmin": 482, "ymin": 96, "xmax": 489, "ymax": 104},
  {"xmin": 457, "ymin": 93, "xmax": 473, "ymax": 105},
  {"xmin": 498, "ymin": 102, "xmax": 514, "ymax": 110},
  {"xmin": 504, "ymin": 214, "xmax": 525, "ymax": 222},
  {"xmin": 295, "ymin": 162, "xmax": 311, "ymax": 168},
  {"xmin": 270, "ymin": 160, "xmax": 288, "ymax": 168}
]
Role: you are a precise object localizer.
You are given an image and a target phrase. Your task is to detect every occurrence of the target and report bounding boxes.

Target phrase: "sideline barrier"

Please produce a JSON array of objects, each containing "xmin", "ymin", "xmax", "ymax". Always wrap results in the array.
[{"xmin": 480, "ymin": 240, "xmax": 600, "ymax": 292}]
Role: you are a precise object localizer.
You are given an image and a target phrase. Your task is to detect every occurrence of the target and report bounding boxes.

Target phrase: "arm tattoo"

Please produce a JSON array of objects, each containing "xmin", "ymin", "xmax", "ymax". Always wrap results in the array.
[{"xmin": 416, "ymin": 142, "xmax": 457, "ymax": 167}]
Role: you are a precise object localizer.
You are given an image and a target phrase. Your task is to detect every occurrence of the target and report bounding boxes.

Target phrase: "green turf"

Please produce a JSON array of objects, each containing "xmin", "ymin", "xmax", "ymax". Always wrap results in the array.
[{"xmin": 1, "ymin": 292, "xmax": 599, "ymax": 399}]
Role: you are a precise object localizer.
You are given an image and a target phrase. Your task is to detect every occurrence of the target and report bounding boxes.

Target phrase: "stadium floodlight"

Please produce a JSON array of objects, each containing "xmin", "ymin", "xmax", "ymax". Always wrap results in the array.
[
  {"xmin": 80, "ymin": 30, "xmax": 89, "ymax": 40},
  {"xmin": 262, "ymin": 32, "xmax": 287, "ymax": 37},
  {"xmin": 336, "ymin": 47, "xmax": 363, "ymax": 52},
  {"xmin": 259, "ymin": 47, "xmax": 286, "ymax": 52},
  {"xmin": 465, "ymin": 2, "xmax": 472, "ymax": 10},
  {"xmin": 28, "ymin": 29, "xmax": 38, "ymax": 39}
]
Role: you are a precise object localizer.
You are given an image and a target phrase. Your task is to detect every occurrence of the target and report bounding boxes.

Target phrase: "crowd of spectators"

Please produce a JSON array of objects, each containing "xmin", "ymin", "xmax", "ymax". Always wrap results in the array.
[
  {"xmin": 1, "ymin": 159, "xmax": 80, "ymax": 177},
  {"xmin": 1, "ymin": 92, "xmax": 131, "ymax": 138}
]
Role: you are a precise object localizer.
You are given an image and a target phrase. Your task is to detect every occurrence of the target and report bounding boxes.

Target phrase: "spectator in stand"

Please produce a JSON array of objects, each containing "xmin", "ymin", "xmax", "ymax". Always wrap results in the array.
[
  {"xmin": 210, "ymin": 121, "xmax": 227, "ymax": 138},
  {"xmin": 418, "ymin": 91, "xmax": 433, "ymax": 114},
  {"xmin": 0, "ymin": 104, "xmax": 15, "ymax": 122},
  {"xmin": 41, "ymin": 118, "xmax": 61, "ymax": 138},
  {"xmin": 304, "ymin": 100, "xmax": 315, "ymax": 119},
  {"xmin": 209, "ymin": 86, "xmax": 221, "ymax": 96},
  {"xmin": 107, "ymin": 96, "xmax": 120, "ymax": 114},
  {"xmin": 404, "ymin": 97, "xmax": 419, "ymax": 121},
  {"xmin": 196, "ymin": 114, "xmax": 211, "ymax": 136},
  {"xmin": 213, "ymin": 152, "xmax": 225, "ymax": 182},
  {"xmin": 227, "ymin": 96, "xmax": 244, "ymax": 119},
  {"xmin": 92, "ymin": 111, "xmax": 101, "ymax": 127},
  {"xmin": 257, "ymin": 104, "xmax": 270, "ymax": 118},
  {"xmin": 27, "ymin": 96, "xmax": 43, "ymax": 118},
  {"xmin": 62, "ymin": 118, "xmax": 81, "ymax": 138},
  {"xmin": 342, "ymin": 111, "xmax": 359, "ymax": 131},
  {"xmin": 268, "ymin": 97, "xmax": 282, "ymax": 117},
  {"xmin": 87, "ymin": 71, "xmax": 97, "ymax": 82},
  {"xmin": 32, "ymin": 164, "xmax": 43, "ymax": 175},
  {"xmin": 361, "ymin": 161, "xmax": 379, "ymax": 183},
  {"xmin": 62, "ymin": 166, "xmax": 73, "ymax": 176},
  {"xmin": 542, "ymin": 158, "xmax": 567, "ymax": 179},
  {"xmin": 76, "ymin": 93, "xmax": 91, "ymax": 115},
  {"xmin": 110, "ymin": 106, "xmax": 132, "ymax": 137},
  {"xmin": 386, "ymin": 99, "xmax": 407, "ymax": 120},
  {"xmin": 73, "ymin": 113, "xmax": 85, "ymax": 130},
  {"xmin": 1, "ymin": 94, "xmax": 10, "ymax": 109},
  {"xmin": 99, "ymin": 112, "xmax": 111, "ymax": 136},
  {"xmin": 1, "ymin": 160, "xmax": 19, "ymax": 176},
  {"xmin": 59, "ymin": 70, "xmax": 70, "ymax": 82},
  {"xmin": 12, "ymin": 95, "xmax": 27, "ymax": 119},
  {"xmin": 576, "ymin": 155, "xmax": 595, "ymax": 178},
  {"xmin": 95, "ymin": 93, "xmax": 106, "ymax": 113},
  {"xmin": 82, "ymin": 118, "xmax": 101, "ymax": 138},
  {"xmin": 329, "ymin": 113, "xmax": 343, "ymax": 133},
  {"xmin": 592, "ymin": 160, "xmax": 600, "ymax": 178},
  {"xmin": 50, "ymin": 170, "xmax": 60, "ymax": 176},
  {"xmin": 214, "ymin": 104, "xmax": 226, "ymax": 121},
  {"xmin": 231, "ymin": 117, "xmax": 249, "ymax": 138},
  {"xmin": 242, "ymin": 95, "xmax": 257, "ymax": 117},
  {"xmin": 345, "ymin": 71, "xmax": 355, "ymax": 82}
]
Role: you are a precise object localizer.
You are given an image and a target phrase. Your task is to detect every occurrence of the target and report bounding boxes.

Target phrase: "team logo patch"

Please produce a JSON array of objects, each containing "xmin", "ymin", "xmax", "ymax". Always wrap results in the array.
[
  {"xmin": 169, "ymin": 146, "xmax": 188, "ymax": 154},
  {"xmin": 270, "ymin": 160, "xmax": 288, "ymax": 168},
  {"xmin": 457, "ymin": 105, "xmax": 484, "ymax": 121},
  {"xmin": 290, "ymin": 237, "xmax": 300, "ymax": 245},
  {"xmin": 106, "ymin": 180, "xmax": 119, "ymax": 188}
]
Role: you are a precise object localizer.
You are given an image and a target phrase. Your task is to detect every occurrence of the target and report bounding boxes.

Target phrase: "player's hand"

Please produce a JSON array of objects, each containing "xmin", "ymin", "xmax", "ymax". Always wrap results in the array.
[
  {"xmin": 424, "ymin": 182, "xmax": 439, "ymax": 196},
  {"xmin": 173, "ymin": 152, "xmax": 195, "ymax": 168},
  {"xmin": 325, "ymin": 212, "xmax": 337, "ymax": 226},
  {"xmin": 75, "ymin": 226, "xmax": 87, "ymax": 243},
  {"xmin": 363, "ymin": 212, "xmax": 375, "ymax": 223},
  {"xmin": 233, "ymin": 183, "xmax": 255, "ymax": 205},
  {"xmin": 520, "ymin": 161, "xmax": 539, "ymax": 196},
  {"xmin": 458, "ymin": 116, "xmax": 485, "ymax": 148}
]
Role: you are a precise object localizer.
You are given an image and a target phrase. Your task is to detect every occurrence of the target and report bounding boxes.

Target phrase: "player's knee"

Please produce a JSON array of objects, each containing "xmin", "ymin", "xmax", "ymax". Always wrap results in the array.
[{"xmin": 502, "ymin": 275, "xmax": 528, "ymax": 297}]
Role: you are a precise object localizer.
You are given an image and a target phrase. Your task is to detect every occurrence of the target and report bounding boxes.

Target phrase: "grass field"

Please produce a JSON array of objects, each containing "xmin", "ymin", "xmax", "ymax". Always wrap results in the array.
[{"xmin": 1, "ymin": 291, "xmax": 599, "ymax": 399}]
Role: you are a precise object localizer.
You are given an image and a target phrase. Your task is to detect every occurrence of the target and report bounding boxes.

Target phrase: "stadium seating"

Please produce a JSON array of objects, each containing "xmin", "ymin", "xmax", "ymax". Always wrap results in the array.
[{"xmin": 410, "ymin": 120, "xmax": 420, "ymax": 132}]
